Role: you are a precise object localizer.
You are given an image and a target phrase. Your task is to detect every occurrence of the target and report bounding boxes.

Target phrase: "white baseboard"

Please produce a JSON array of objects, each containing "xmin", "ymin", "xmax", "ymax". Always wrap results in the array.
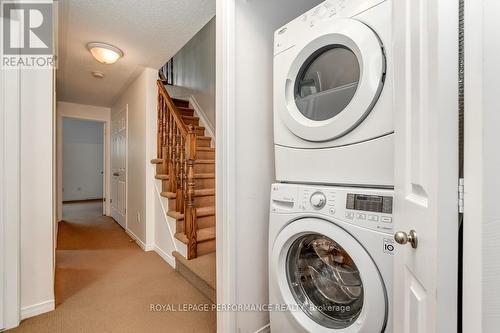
[
  {"xmin": 254, "ymin": 324, "xmax": 271, "ymax": 333},
  {"xmin": 125, "ymin": 228, "xmax": 153, "ymax": 251},
  {"xmin": 21, "ymin": 299, "xmax": 55, "ymax": 320},
  {"xmin": 154, "ymin": 245, "xmax": 176, "ymax": 268}
]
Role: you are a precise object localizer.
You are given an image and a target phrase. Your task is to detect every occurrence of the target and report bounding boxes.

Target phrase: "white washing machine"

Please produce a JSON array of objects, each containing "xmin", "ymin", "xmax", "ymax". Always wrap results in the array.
[
  {"xmin": 273, "ymin": 0, "xmax": 393, "ymax": 187},
  {"xmin": 269, "ymin": 183, "xmax": 393, "ymax": 332}
]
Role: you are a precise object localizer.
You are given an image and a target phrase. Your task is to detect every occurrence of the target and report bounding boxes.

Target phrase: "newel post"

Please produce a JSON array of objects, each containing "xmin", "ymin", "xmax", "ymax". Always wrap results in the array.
[{"xmin": 185, "ymin": 125, "xmax": 197, "ymax": 259}]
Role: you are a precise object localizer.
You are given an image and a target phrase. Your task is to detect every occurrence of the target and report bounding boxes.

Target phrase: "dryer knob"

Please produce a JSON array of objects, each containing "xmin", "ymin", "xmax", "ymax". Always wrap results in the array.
[{"xmin": 310, "ymin": 192, "xmax": 327, "ymax": 209}]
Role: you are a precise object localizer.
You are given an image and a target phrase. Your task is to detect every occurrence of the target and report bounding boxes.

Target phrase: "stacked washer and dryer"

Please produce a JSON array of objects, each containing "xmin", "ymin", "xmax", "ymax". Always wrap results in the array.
[{"xmin": 269, "ymin": 1, "xmax": 395, "ymax": 332}]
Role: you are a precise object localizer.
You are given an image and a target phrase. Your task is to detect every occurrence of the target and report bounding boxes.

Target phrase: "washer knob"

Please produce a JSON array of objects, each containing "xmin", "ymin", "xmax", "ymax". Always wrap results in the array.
[{"xmin": 310, "ymin": 192, "xmax": 327, "ymax": 209}]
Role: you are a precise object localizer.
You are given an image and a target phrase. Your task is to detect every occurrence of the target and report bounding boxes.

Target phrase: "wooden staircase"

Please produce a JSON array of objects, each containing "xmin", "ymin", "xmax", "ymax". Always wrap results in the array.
[{"xmin": 151, "ymin": 81, "xmax": 216, "ymax": 261}]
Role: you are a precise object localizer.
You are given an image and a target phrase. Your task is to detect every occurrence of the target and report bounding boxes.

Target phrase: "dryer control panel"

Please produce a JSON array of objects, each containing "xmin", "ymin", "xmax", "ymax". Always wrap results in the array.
[
  {"xmin": 274, "ymin": 0, "xmax": 388, "ymax": 56},
  {"xmin": 271, "ymin": 183, "xmax": 394, "ymax": 234}
]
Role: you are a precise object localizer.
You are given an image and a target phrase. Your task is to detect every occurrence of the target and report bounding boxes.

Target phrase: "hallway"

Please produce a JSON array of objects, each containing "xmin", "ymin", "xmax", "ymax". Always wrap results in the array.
[{"xmin": 9, "ymin": 202, "xmax": 216, "ymax": 333}]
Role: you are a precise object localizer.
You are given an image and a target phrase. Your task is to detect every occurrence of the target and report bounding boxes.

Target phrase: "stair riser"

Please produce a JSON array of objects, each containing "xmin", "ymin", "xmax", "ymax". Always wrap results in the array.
[
  {"xmin": 183, "ymin": 118, "xmax": 200, "ymax": 126},
  {"xmin": 195, "ymin": 178, "xmax": 215, "ymax": 189},
  {"xmin": 195, "ymin": 128, "xmax": 206, "ymax": 136},
  {"xmin": 198, "ymin": 239, "xmax": 216, "ymax": 256},
  {"xmin": 156, "ymin": 163, "xmax": 167, "ymax": 174},
  {"xmin": 197, "ymin": 139, "xmax": 211, "ymax": 148},
  {"xmin": 173, "ymin": 99, "xmax": 190, "ymax": 108},
  {"xmin": 197, "ymin": 151, "xmax": 215, "ymax": 160},
  {"xmin": 175, "ymin": 214, "xmax": 215, "ymax": 234},
  {"xmin": 194, "ymin": 163, "xmax": 215, "ymax": 173},
  {"xmin": 195, "ymin": 195, "xmax": 215, "ymax": 207},
  {"xmin": 179, "ymin": 109, "xmax": 194, "ymax": 117},
  {"xmin": 168, "ymin": 198, "xmax": 177, "ymax": 211},
  {"xmin": 197, "ymin": 215, "xmax": 215, "ymax": 229}
]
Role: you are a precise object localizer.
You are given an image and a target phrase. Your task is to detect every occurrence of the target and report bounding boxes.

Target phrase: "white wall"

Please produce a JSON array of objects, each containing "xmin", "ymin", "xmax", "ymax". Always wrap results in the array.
[
  {"xmin": 170, "ymin": 17, "xmax": 216, "ymax": 129},
  {"xmin": 57, "ymin": 102, "xmax": 111, "ymax": 219},
  {"xmin": 19, "ymin": 67, "xmax": 55, "ymax": 318},
  {"xmin": 216, "ymin": 1, "xmax": 323, "ymax": 332},
  {"xmin": 62, "ymin": 118, "xmax": 104, "ymax": 201},
  {"xmin": 112, "ymin": 67, "xmax": 157, "ymax": 246}
]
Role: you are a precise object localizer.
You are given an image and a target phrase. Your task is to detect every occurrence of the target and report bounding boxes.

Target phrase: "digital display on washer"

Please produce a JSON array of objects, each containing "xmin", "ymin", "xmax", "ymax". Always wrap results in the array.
[{"xmin": 346, "ymin": 194, "xmax": 393, "ymax": 214}]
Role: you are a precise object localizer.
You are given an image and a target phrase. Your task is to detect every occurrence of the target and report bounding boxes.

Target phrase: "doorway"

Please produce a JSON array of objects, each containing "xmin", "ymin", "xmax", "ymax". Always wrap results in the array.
[{"xmin": 62, "ymin": 118, "xmax": 105, "ymax": 218}]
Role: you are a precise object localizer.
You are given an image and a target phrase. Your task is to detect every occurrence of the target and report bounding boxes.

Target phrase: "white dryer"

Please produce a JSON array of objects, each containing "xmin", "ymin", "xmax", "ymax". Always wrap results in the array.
[
  {"xmin": 269, "ymin": 183, "xmax": 394, "ymax": 332},
  {"xmin": 273, "ymin": 0, "xmax": 393, "ymax": 187}
]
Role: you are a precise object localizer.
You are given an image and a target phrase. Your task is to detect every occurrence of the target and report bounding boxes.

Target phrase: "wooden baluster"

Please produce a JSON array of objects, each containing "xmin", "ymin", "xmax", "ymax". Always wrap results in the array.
[
  {"xmin": 169, "ymin": 121, "xmax": 177, "ymax": 193},
  {"xmin": 185, "ymin": 125, "xmax": 197, "ymax": 259},
  {"xmin": 161, "ymin": 100, "xmax": 169, "ymax": 173},
  {"xmin": 176, "ymin": 136, "xmax": 185, "ymax": 214},
  {"xmin": 167, "ymin": 111, "xmax": 173, "ymax": 175},
  {"xmin": 157, "ymin": 90, "xmax": 162, "ymax": 158},
  {"xmin": 162, "ymin": 97, "xmax": 167, "ymax": 149},
  {"xmin": 175, "ymin": 127, "xmax": 182, "ymax": 212}
]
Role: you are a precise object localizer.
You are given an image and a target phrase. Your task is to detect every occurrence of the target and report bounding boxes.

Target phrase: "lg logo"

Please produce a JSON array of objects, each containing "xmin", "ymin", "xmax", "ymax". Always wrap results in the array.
[
  {"xmin": 2, "ymin": 1, "xmax": 53, "ymax": 55},
  {"xmin": 383, "ymin": 238, "xmax": 395, "ymax": 255}
]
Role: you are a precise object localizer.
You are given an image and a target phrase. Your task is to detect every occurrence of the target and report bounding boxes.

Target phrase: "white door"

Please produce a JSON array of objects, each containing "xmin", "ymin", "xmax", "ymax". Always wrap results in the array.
[
  {"xmin": 111, "ymin": 107, "xmax": 127, "ymax": 229},
  {"xmin": 392, "ymin": 0, "xmax": 458, "ymax": 332}
]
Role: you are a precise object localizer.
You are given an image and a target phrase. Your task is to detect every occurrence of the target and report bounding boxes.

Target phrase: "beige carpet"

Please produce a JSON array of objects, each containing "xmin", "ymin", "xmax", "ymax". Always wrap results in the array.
[{"xmin": 8, "ymin": 202, "xmax": 216, "ymax": 333}]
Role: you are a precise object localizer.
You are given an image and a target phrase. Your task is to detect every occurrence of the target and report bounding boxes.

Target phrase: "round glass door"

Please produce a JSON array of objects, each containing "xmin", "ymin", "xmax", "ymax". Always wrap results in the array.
[
  {"xmin": 287, "ymin": 233, "xmax": 363, "ymax": 329},
  {"xmin": 295, "ymin": 46, "xmax": 360, "ymax": 122},
  {"xmin": 278, "ymin": 18, "xmax": 386, "ymax": 142}
]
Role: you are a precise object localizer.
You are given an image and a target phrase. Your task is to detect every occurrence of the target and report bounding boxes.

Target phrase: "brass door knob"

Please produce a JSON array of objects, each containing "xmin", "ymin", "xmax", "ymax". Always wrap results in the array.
[{"xmin": 394, "ymin": 230, "xmax": 418, "ymax": 249}]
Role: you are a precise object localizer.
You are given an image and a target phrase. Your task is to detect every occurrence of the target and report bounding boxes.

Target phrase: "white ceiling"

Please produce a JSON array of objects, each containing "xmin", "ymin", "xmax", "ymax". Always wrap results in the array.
[{"xmin": 57, "ymin": 0, "xmax": 215, "ymax": 107}]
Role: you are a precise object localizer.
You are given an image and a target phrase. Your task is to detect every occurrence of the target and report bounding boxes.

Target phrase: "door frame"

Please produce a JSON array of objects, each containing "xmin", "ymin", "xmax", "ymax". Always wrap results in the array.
[
  {"xmin": 56, "ymin": 112, "xmax": 111, "ymax": 222},
  {"xmin": 0, "ymin": 19, "xmax": 21, "ymax": 331},
  {"xmin": 216, "ymin": 0, "xmax": 237, "ymax": 331},
  {"xmin": 463, "ymin": 0, "xmax": 500, "ymax": 331}
]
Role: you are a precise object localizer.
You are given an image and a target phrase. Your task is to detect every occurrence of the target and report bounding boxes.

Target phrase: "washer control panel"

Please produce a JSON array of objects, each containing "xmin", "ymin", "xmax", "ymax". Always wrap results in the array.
[{"xmin": 271, "ymin": 183, "xmax": 394, "ymax": 234}]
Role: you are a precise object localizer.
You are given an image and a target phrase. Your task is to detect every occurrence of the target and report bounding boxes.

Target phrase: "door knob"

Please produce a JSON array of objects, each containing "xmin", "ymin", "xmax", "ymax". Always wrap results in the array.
[{"xmin": 394, "ymin": 230, "xmax": 418, "ymax": 249}]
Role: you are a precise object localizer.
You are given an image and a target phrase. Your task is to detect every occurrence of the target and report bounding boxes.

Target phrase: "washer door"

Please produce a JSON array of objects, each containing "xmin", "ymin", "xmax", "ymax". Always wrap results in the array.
[
  {"xmin": 272, "ymin": 218, "xmax": 387, "ymax": 332},
  {"xmin": 281, "ymin": 18, "xmax": 385, "ymax": 142}
]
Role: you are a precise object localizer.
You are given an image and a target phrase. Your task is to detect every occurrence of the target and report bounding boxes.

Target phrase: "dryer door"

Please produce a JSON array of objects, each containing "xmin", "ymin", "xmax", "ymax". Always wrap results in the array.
[
  {"xmin": 281, "ymin": 18, "xmax": 385, "ymax": 142},
  {"xmin": 271, "ymin": 218, "xmax": 387, "ymax": 332}
]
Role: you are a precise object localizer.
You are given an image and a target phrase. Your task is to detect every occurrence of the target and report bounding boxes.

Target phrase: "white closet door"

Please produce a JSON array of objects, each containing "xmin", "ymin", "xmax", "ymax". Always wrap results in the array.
[
  {"xmin": 110, "ymin": 107, "xmax": 127, "ymax": 229},
  {"xmin": 392, "ymin": 0, "xmax": 459, "ymax": 332}
]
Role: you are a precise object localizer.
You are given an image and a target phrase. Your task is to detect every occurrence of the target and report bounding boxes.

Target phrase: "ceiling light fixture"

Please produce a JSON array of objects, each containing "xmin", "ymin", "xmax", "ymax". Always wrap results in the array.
[
  {"xmin": 87, "ymin": 42, "xmax": 124, "ymax": 64},
  {"xmin": 91, "ymin": 71, "xmax": 105, "ymax": 79}
]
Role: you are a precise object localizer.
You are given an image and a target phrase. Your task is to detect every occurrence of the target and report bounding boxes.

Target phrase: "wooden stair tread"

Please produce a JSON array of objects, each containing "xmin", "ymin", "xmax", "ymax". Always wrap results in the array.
[
  {"xmin": 150, "ymin": 158, "xmax": 163, "ymax": 164},
  {"xmin": 194, "ymin": 173, "xmax": 215, "ymax": 179},
  {"xmin": 155, "ymin": 174, "xmax": 169, "ymax": 180},
  {"xmin": 197, "ymin": 136, "xmax": 211, "ymax": 141},
  {"xmin": 195, "ymin": 159, "xmax": 215, "ymax": 164},
  {"xmin": 181, "ymin": 115, "xmax": 199, "ymax": 120},
  {"xmin": 167, "ymin": 206, "xmax": 215, "ymax": 220},
  {"xmin": 175, "ymin": 226, "xmax": 215, "ymax": 243},
  {"xmin": 161, "ymin": 188, "xmax": 215, "ymax": 199},
  {"xmin": 173, "ymin": 251, "xmax": 216, "ymax": 290},
  {"xmin": 197, "ymin": 147, "xmax": 215, "ymax": 152}
]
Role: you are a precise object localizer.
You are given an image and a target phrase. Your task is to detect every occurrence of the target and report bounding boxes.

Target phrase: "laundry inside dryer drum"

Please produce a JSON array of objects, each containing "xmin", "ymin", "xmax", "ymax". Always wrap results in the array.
[
  {"xmin": 295, "ymin": 46, "xmax": 360, "ymax": 122},
  {"xmin": 287, "ymin": 234, "xmax": 364, "ymax": 329}
]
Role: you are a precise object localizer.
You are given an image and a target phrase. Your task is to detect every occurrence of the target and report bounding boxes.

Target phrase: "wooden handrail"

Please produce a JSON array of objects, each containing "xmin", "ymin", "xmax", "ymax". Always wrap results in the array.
[
  {"xmin": 157, "ymin": 80, "xmax": 188, "ymax": 137},
  {"xmin": 156, "ymin": 80, "xmax": 198, "ymax": 259}
]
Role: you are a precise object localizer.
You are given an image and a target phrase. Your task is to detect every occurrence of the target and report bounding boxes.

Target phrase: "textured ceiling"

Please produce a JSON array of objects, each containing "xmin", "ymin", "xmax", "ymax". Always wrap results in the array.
[{"xmin": 57, "ymin": 0, "xmax": 215, "ymax": 107}]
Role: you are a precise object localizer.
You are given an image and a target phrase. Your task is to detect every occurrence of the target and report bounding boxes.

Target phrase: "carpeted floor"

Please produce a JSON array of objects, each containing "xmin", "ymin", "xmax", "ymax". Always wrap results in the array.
[{"xmin": 8, "ymin": 202, "xmax": 216, "ymax": 333}]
